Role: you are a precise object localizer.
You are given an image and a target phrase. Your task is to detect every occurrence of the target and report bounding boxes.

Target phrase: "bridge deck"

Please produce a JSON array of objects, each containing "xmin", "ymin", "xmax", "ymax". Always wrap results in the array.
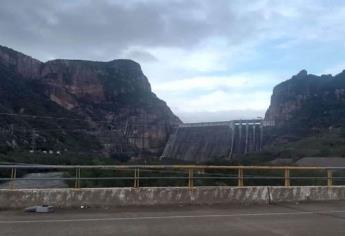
[{"xmin": 1, "ymin": 201, "xmax": 344, "ymax": 236}]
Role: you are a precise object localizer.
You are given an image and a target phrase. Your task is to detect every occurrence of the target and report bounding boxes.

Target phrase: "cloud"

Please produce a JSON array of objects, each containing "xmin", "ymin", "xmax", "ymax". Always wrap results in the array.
[
  {"xmin": 148, "ymin": 68, "xmax": 284, "ymax": 122},
  {"xmin": 322, "ymin": 63, "xmax": 345, "ymax": 76},
  {"xmin": 178, "ymin": 110, "xmax": 266, "ymax": 123},
  {"xmin": 0, "ymin": 0, "xmax": 306, "ymax": 61},
  {"xmin": 1, "ymin": 0, "xmax": 345, "ymax": 122},
  {"xmin": 121, "ymin": 48, "xmax": 158, "ymax": 62},
  {"xmin": 154, "ymin": 76, "xmax": 248, "ymax": 92},
  {"xmin": 178, "ymin": 90, "xmax": 271, "ymax": 112},
  {"xmin": 153, "ymin": 73, "xmax": 279, "ymax": 93},
  {"xmin": 1, "ymin": 0, "xmax": 345, "ymax": 61},
  {"xmin": 0, "ymin": 0, "xmax": 260, "ymax": 61},
  {"xmin": 151, "ymin": 71, "xmax": 281, "ymax": 122}
]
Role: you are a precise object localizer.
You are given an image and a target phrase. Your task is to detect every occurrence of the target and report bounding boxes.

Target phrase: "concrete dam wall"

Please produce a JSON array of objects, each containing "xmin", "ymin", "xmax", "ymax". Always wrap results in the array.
[{"xmin": 162, "ymin": 120, "xmax": 273, "ymax": 162}]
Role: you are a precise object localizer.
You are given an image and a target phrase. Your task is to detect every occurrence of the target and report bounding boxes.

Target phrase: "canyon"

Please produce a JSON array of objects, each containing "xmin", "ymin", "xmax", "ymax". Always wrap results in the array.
[{"xmin": 2, "ymin": 45, "xmax": 345, "ymax": 163}]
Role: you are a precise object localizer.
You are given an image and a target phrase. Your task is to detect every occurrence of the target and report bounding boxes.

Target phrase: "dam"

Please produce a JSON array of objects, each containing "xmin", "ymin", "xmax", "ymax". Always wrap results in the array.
[{"xmin": 161, "ymin": 119, "xmax": 274, "ymax": 162}]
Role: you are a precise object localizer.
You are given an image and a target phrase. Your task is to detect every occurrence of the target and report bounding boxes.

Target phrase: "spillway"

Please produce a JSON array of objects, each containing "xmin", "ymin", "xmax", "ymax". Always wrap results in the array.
[{"xmin": 162, "ymin": 120, "xmax": 273, "ymax": 162}]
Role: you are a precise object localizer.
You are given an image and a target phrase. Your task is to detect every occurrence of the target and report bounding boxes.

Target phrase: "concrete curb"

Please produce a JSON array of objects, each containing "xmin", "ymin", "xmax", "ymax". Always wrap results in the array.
[{"xmin": 1, "ymin": 186, "xmax": 345, "ymax": 209}]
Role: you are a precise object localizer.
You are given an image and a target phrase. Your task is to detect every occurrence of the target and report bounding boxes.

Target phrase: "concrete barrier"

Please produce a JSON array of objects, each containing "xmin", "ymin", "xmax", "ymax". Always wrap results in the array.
[
  {"xmin": 268, "ymin": 186, "xmax": 345, "ymax": 202},
  {"xmin": 0, "ymin": 186, "xmax": 345, "ymax": 209}
]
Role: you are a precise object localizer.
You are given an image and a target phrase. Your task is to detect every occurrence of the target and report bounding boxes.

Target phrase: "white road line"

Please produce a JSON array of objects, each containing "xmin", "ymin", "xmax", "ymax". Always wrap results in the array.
[{"xmin": 0, "ymin": 210, "xmax": 345, "ymax": 224}]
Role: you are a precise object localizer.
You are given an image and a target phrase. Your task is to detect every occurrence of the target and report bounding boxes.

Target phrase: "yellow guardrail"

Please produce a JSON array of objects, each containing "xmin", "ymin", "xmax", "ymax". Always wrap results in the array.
[{"xmin": 0, "ymin": 165, "xmax": 344, "ymax": 189}]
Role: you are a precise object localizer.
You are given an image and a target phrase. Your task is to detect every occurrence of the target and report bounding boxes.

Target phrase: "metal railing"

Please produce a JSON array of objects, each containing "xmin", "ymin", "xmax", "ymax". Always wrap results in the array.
[{"xmin": 0, "ymin": 165, "xmax": 345, "ymax": 189}]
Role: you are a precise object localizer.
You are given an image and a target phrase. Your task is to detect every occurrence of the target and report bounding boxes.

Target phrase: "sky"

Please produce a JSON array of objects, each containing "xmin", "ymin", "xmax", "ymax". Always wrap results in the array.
[{"xmin": 1, "ymin": 0, "xmax": 345, "ymax": 122}]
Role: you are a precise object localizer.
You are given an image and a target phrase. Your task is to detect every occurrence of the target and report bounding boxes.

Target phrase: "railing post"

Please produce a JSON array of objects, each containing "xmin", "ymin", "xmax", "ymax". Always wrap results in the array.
[
  {"xmin": 134, "ymin": 168, "xmax": 140, "ymax": 188},
  {"xmin": 238, "ymin": 168, "xmax": 244, "ymax": 187},
  {"xmin": 284, "ymin": 168, "xmax": 290, "ymax": 187},
  {"xmin": 9, "ymin": 168, "xmax": 13, "ymax": 189},
  {"xmin": 327, "ymin": 170, "xmax": 333, "ymax": 187},
  {"xmin": 9, "ymin": 168, "xmax": 16, "ymax": 190},
  {"xmin": 78, "ymin": 168, "xmax": 81, "ymax": 188},
  {"xmin": 188, "ymin": 168, "xmax": 194, "ymax": 189},
  {"xmin": 75, "ymin": 168, "xmax": 81, "ymax": 189},
  {"xmin": 133, "ymin": 169, "xmax": 137, "ymax": 188}
]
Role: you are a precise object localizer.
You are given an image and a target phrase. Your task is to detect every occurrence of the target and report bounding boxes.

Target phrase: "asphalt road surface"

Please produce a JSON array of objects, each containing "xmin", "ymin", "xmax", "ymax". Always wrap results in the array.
[{"xmin": 0, "ymin": 201, "xmax": 345, "ymax": 236}]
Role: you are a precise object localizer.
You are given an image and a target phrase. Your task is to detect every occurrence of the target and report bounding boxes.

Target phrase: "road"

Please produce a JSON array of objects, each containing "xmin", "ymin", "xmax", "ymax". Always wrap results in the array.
[{"xmin": 0, "ymin": 201, "xmax": 345, "ymax": 236}]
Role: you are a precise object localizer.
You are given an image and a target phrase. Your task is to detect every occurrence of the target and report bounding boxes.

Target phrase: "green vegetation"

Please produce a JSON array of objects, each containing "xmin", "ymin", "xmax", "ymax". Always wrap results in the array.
[
  {"xmin": 231, "ymin": 128, "xmax": 345, "ymax": 167},
  {"xmin": 0, "ymin": 151, "xmax": 115, "ymax": 165},
  {"xmin": 265, "ymin": 129, "xmax": 345, "ymax": 159}
]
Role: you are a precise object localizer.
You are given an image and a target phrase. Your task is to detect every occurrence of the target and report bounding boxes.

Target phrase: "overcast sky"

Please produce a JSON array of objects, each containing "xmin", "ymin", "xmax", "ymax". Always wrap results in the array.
[{"xmin": 1, "ymin": 0, "xmax": 345, "ymax": 122}]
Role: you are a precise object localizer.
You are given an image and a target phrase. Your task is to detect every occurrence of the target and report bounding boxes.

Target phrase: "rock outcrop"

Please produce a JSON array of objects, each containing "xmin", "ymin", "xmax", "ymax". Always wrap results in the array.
[
  {"xmin": 0, "ymin": 46, "xmax": 42, "ymax": 79},
  {"xmin": 0, "ymin": 45, "xmax": 181, "ymax": 157},
  {"xmin": 265, "ymin": 69, "xmax": 345, "ymax": 134}
]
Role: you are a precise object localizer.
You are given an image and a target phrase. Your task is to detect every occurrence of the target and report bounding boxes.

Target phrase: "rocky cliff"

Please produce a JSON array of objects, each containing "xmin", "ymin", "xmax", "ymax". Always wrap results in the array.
[
  {"xmin": 265, "ymin": 69, "xmax": 345, "ymax": 135},
  {"xmin": 0, "ymin": 45, "xmax": 181, "ymax": 158}
]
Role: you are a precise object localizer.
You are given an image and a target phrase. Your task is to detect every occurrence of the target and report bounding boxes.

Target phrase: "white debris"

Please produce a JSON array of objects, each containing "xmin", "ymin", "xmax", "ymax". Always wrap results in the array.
[{"xmin": 24, "ymin": 205, "xmax": 55, "ymax": 213}]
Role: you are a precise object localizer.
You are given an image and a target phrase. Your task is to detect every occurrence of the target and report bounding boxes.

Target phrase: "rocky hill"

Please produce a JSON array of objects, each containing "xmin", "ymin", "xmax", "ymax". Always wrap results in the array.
[
  {"xmin": 258, "ymin": 69, "xmax": 345, "ymax": 161},
  {"xmin": 265, "ymin": 69, "xmax": 345, "ymax": 135},
  {"xmin": 0, "ymin": 45, "xmax": 181, "ymax": 158}
]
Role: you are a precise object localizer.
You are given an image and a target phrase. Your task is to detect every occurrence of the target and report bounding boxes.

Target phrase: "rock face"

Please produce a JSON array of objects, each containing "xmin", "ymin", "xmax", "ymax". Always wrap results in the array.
[
  {"xmin": 0, "ymin": 45, "xmax": 181, "ymax": 157},
  {"xmin": 0, "ymin": 46, "xmax": 42, "ymax": 79},
  {"xmin": 265, "ymin": 69, "xmax": 345, "ymax": 134}
]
